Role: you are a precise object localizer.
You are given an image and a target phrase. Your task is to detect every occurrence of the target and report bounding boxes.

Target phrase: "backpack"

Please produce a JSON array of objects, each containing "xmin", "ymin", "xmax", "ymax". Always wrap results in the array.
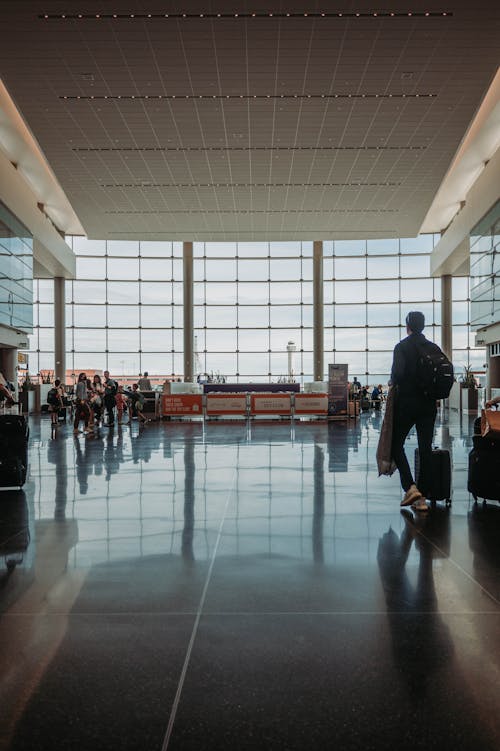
[
  {"xmin": 105, "ymin": 379, "xmax": 118, "ymax": 397},
  {"xmin": 47, "ymin": 388, "xmax": 59, "ymax": 406},
  {"xmin": 415, "ymin": 340, "xmax": 455, "ymax": 400}
]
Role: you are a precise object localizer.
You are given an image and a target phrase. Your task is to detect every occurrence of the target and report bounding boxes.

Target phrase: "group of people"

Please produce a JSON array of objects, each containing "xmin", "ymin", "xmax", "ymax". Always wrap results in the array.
[
  {"xmin": 350, "ymin": 378, "xmax": 385, "ymax": 405},
  {"xmin": 47, "ymin": 370, "xmax": 149, "ymax": 434}
]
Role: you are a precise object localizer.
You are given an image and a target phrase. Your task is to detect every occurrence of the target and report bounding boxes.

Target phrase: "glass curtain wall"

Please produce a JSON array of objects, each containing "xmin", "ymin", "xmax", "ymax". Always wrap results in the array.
[
  {"xmin": 0, "ymin": 200, "xmax": 33, "ymax": 333},
  {"xmin": 28, "ymin": 235, "xmax": 481, "ymax": 383}
]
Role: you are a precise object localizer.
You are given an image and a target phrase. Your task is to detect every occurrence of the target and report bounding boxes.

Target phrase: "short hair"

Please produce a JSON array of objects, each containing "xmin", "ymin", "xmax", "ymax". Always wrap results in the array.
[{"xmin": 406, "ymin": 311, "xmax": 425, "ymax": 334}]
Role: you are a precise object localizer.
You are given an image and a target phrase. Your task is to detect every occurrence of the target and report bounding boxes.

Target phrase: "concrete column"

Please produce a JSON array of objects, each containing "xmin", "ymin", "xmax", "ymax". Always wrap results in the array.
[
  {"xmin": 441, "ymin": 274, "xmax": 452, "ymax": 361},
  {"xmin": 313, "ymin": 240, "xmax": 324, "ymax": 381},
  {"xmin": 54, "ymin": 277, "xmax": 66, "ymax": 383},
  {"xmin": 183, "ymin": 242, "xmax": 194, "ymax": 382},
  {"xmin": 2, "ymin": 348, "xmax": 17, "ymax": 393}
]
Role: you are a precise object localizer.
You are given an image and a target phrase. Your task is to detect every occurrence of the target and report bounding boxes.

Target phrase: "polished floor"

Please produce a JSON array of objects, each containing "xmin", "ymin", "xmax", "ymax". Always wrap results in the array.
[{"xmin": 0, "ymin": 408, "xmax": 499, "ymax": 750}]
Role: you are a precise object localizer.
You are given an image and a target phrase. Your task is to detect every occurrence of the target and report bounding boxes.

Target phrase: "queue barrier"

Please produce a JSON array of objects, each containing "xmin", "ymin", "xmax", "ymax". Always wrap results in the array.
[{"xmin": 160, "ymin": 392, "xmax": 332, "ymax": 419}]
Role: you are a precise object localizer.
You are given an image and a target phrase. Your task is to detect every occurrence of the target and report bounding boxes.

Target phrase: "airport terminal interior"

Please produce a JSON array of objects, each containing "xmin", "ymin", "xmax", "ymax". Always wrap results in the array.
[{"xmin": 1, "ymin": 2, "xmax": 499, "ymax": 749}]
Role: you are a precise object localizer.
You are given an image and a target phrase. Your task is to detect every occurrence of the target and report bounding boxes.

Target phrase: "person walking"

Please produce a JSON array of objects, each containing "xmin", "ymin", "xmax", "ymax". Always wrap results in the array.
[
  {"xmin": 390, "ymin": 311, "xmax": 438, "ymax": 513},
  {"xmin": 103, "ymin": 370, "xmax": 118, "ymax": 427},
  {"xmin": 73, "ymin": 372, "xmax": 91, "ymax": 434}
]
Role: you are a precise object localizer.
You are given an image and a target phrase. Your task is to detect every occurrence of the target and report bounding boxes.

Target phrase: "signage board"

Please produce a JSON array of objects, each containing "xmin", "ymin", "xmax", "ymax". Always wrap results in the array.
[
  {"xmin": 161, "ymin": 394, "xmax": 203, "ymax": 416},
  {"xmin": 328, "ymin": 364, "xmax": 348, "ymax": 416},
  {"xmin": 294, "ymin": 393, "xmax": 328, "ymax": 415},
  {"xmin": 206, "ymin": 393, "xmax": 247, "ymax": 415},
  {"xmin": 250, "ymin": 393, "xmax": 292, "ymax": 415}
]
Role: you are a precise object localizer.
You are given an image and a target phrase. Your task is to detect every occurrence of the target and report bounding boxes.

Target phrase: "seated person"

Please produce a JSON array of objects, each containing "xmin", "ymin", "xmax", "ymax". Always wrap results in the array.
[{"xmin": 125, "ymin": 384, "xmax": 147, "ymax": 423}]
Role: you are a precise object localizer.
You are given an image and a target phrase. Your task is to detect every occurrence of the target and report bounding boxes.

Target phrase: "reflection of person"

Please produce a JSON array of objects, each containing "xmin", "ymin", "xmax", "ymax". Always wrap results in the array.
[
  {"xmin": 390, "ymin": 311, "xmax": 436, "ymax": 512},
  {"xmin": 377, "ymin": 512, "xmax": 454, "ymax": 699}
]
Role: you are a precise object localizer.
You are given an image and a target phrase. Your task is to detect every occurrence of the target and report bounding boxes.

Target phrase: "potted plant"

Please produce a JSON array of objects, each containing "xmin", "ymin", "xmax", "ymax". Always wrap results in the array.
[
  {"xmin": 460, "ymin": 366, "xmax": 478, "ymax": 412},
  {"xmin": 19, "ymin": 373, "xmax": 36, "ymax": 414}
]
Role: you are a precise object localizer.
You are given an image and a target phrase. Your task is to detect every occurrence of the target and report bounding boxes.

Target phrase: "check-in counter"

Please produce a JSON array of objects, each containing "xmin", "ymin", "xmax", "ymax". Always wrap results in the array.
[
  {"xmin": 294, "ymin": 393, "xmax": 328, "ymax": 416},
  {"xmin": 250, "ymin": 393, "xmax": 292, "ymax": 416},
  {"xmin": 206, "ymin": 393, "xmax": 247, "ymax": 417},
  {"xmin": 161, "ymin": 393, "xmax": 203, "ymax": 417}
]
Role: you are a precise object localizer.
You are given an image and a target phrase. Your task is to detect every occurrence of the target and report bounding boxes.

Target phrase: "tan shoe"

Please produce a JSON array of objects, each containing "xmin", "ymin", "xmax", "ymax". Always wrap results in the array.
[{"xmin": 400, "ymin": 484, "xmax": 423, "ymax": 507}]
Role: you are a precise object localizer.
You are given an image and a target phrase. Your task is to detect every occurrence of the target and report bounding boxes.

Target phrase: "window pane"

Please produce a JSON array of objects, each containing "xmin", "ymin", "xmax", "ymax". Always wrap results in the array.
[
  {"xmin": 269, "ymin": 259, "xmax": 302, "ymax": 281},
  {"xmin": 141, "ymin": 330, "xmax": 170, "ymax": 352},
  {"xmin": 270, "ymin": 241, "xmax": 302, "ymax": 257},
  {"xmin": 334, "ymin": 281, "xmax": 367, "ymax": 304},
  {"xmin": 367, "ymin": 304, "xmax": 400, "ymax": 327},
  {"xmin": 334, "ymin": 240, "xmax": 366, "ymax": 256},
  {"xmin": 368, "ymin": 327, "xmax": 399, "ymax": 351},
  {"xmin": 107, "ymin": 282, "xmax": 139, "ymax": 304},
  {"xmin": 206, "ymin": 259, "xmax": 237, "ymax": 281},
  {"xmin": 367, "ymin": 238, "xmax": 399, "ymax": 255},
  {"xmin": 400, "ymin": 235, "xmax": 434, "ymax": 254},
  {"xmin": 107, "ymin": 306, "xmax": 140, "ymax": 328},
  {"xmin": 335, "ymin": 258, "xmax": 366, "ymax": 280},
  {"xmin": 270, "ymin": 306, "xmax": 302, "ymax": 327},
  {"xmin": 73, "ymin": 329, "xmax": 106, "ymax": 352},
  {"xmin": 198, "ymin": 282, "xmax": 237, "ymax": 305},
  {"xmin": 107, "ymin": 258, "xmax": 139, "ymax": 280},
  {"xmin": 206, "ymin": 306, "xmax": 237, "ymax": 327},
  {"xmin": 140, "ymin": 259, "xmax": 173, "ymax": 280},
  {"xmin": 238, "ymin": 260, "xmax": 269, "ymax": 281},
  {"xmin": 141, "ymin": 282, "xmax": 177, "ymax": 304},
  {"xmin": 237, "ymin": 306, "xmax": 268, "ymax": 327},
  {"xmin": 238, "ymin": 330, "xmax": 268, "ymax": 352},
  {"xmin": 73, "ymin": 281, "xmax": 106, "ymax": 304},
  {"xmin": 400, "ymin": 279, "xmax": 434, "ymax": 302},
  {"xmin": 335, "ymin": 329, "xmax": 365, "ymax": 350},
  {"xmin": 72, "ymin": 237, "xmax": 106, "ymax": 256},
  {"xmin": 76, "ymin": 257, "xmax": 106, "ymax": 280},
  {"xmin": 332, "ymin": 305, "xmax": 366, "ymax": 327},
  {"xmin": 140, "ymin": 241, "xmax": 173, "ymax": 257},
  {"xmin": 400, "ymin": 255, "xmax": 428, "ymax": 278},
  {"xmin": 73, "ymin": 305, "xmax": 104, "ymax": 327},
  {"xmin": 38, "ymin": 304, "xmax": 54, "ymax": 327},
  {"xmin": 108, "ymin": 329, "xmax": 140, "ymax": 352},
  {"xmin": 269, "ymin": 282, "xmax": 302, "ymax": 304},
  {"xmin": 237, "ymin": 242, "xmax": 269, "ymax": 257},
  {"xmin": 367, "ymin": 256, "xmax": 399, "ymax": 278},
  {"xmin": 205, "ymin": 329, "xmax": 237, "ymax": 350},
  {"xmin": 107, "ymin": 240, "xmax": 140, "ymax": 257},
  {"xmin": 367, "ymin": 280, "xmax": 399, "ymax": 303},
  {"xmin": 141, "ymin": 306, "xmax": 173, "ymax": 328}
]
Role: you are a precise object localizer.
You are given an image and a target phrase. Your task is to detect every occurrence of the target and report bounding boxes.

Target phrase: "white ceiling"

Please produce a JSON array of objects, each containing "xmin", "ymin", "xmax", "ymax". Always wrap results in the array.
[{"xmin": 0, "ymin": 0, "xmax": 499, "ymax": 241}]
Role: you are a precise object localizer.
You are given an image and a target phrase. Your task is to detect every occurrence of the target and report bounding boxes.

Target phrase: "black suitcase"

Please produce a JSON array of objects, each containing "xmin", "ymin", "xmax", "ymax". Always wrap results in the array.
[
  {"xmin": 415, "ymin": 447, "xmax": 451, "ymax": 504},
  {"xmin": 468, "ymin": 444, "xmax": 500, "ymax": 503},
  {"xmin": 0, "ymin": 415, "xmax": 29, "ymax": 488},
  {"xmin": 361, "ymin": 398, "xmax": 370, "ymax": 412}
]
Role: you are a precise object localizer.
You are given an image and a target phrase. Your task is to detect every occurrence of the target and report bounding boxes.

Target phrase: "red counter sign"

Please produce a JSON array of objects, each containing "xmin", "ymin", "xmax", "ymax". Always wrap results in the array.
[
  {"xmin": 161, "ymin": 394, "xmax": 203, "ymax": 416},
  {"xmin": 250, "ymin": 393, "xmax": 291, "ymax": 415},
  {"xmin": 206, "ymin": 393, "xmax": 247, "ymax": 415},
  {"xmin": 294, "ymin": 393, "xmax": 328, "ymax": 414}
]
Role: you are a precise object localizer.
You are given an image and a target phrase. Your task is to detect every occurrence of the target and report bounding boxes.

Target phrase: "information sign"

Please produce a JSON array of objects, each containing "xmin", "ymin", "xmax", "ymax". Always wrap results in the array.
[
  {"xmin": 328, "ymin": 364, "xmax": 348, "ymax": 416},
  {"xmin": 161, "ymin": 394, "xmax": 203, "ymax": 416},
  {"xmin": 206, "ymin": 393, "xmax": 247, "ymax": 416},
  {"xmin": 294, "ymin": 393, "xmax": 328, "ymax": 415},
  {"xmin": 250, "ymin": 393, "xmax": 292, "ymax": 415}
]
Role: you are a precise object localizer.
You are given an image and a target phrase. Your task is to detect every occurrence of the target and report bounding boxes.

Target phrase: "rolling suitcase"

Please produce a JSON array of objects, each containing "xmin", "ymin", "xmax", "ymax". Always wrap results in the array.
[
  {"xmin": 415, "ymin": 447, "xmax": 451, "ymax": 505},
  {"xmin": 468, "ymin": 441, "xmax": 500, "ymax": 503},
  {"xmin": 361, "ymin": 398, "xmax": 370, "ymax": 412},
  {"xmin": 0, "ymin": 414, "xmax": 29, "ymax": 489}
]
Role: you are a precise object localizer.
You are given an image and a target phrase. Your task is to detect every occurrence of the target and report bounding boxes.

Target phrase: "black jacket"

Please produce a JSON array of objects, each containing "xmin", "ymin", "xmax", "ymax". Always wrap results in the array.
[{"xmin": 390, "ymin": 332, "xmax": 430, "ymax": 398}]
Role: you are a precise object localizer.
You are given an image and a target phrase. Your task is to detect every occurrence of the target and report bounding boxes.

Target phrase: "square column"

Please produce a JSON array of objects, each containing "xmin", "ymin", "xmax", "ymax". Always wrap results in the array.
[
  {"xmin": 313, "ymin": 241, "xmax": 324, "ymax": 381},
  {"xmin": 183, "ymin": 242, "xmax": 193, "ymax": 382}
]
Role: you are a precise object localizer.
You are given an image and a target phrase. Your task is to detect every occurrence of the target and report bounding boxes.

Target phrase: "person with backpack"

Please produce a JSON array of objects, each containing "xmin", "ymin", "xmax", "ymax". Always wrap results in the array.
[
  {"xmin": 103, "ymin": 370, "xmax": 118, "ymax": 427},
  {"xmin": 47, "ymin": 379, "xmax": 64, "ymax": 426},
  {"xmin": 390, "ymin": 311, "xmax": 454, "ymax": 512}
]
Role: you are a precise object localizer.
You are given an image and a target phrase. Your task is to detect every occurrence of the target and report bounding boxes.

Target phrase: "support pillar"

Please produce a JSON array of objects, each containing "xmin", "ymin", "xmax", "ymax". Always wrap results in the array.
[
  {"xmin": 441, "ymin": 275, "xmax": 452, "ymax": 361},
  {"xmin": 183, "ymin": 242, "xmax": 194, "ymax": 382},
  {"xmin": 2, "ymin": 348, "xmax": 17, "ymax": 394},
  {"xmin": 313, "ymin": 240, "xmax": 324, "ymax": 381},
  {"xmin": 54, "ymin": 277, "xmax": 66, "ymax": 383}
]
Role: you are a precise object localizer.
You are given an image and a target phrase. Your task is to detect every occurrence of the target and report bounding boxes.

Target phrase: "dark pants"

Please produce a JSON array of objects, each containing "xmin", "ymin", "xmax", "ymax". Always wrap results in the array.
[
  {"xmin": 104, "ymin": 395, "xmax": 115, "ymax": 425},
  {"xmin": 392, "ymin": 394, "xmax": 436, "ymax": 494}
]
